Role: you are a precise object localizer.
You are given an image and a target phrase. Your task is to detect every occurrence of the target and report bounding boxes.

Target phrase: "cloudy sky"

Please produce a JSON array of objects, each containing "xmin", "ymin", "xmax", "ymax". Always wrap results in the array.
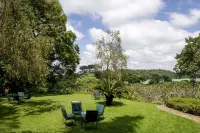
[{"xmin": 59, "ymin": 0, "xmax": 200, "ymax": 71}]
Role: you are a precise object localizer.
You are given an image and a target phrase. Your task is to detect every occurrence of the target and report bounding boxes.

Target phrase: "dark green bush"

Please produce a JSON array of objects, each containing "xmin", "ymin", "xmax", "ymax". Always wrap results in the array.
[{"xmin": 166, "ymin": 98, "xmax": 200, "ymax": 115}]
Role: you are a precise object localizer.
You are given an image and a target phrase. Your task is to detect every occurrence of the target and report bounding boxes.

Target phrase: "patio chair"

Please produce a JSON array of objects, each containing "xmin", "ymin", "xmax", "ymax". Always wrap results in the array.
[
  {"xmin": 94, "ymin": 90, "xmax": 100, "ymax": 100},
  {"xmin": 96, "ymin": 104, "xmax": 105, "ymax": 117},
  {"xmin": 81, "ymin": 110, "xmax": 98, "ymax": 129},
  {"xmin": 7, "ymin": 94, "xmax": 13, "ymax": 101},
  {"xmin": 61, "ymin": 107, "xmax": 75, "ymax": 124},
  {"xmin": 71, "ymin": 101, "xmax": 83, "ymax": 115},
  {"xmin": 18, "ymin": 92, "xmax": 24, "ymax": 100}
]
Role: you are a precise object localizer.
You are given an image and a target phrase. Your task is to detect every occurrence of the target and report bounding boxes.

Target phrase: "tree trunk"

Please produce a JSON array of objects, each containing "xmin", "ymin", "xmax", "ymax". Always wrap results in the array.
[{"xmin": 105, "ymin": 94, "xmax": 114, "ymax": 106}]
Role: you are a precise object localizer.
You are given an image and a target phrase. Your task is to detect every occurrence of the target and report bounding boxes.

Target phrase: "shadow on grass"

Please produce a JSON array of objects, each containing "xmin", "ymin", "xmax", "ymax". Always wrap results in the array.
[
  {"xmin": 0, "ymin": 99, "xmax": 20, "ymax": 132},
  {"xmin": 65, "ymin": 115, "xmax": 143, "ymax": 133},
  {"xmin": 96, "ymin": 101, "xmax": 125, "ymax": 107},
  {"xmin": 33, "ymin": 93, "xmax": 73, "ymax": 97},
  {"xmin": 23, "ymin": 99, "xmax": 62, "ymax": 116}
]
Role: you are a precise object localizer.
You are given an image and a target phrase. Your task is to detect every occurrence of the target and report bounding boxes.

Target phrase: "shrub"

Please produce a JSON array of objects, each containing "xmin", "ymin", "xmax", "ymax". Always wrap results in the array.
[
  {"xmin": 125, "ymin": 82, "xmax": 200, "ymax": 103},
  {"xmin": 166, "ymin": 98, "xmax": 200, "ymax": 115}
]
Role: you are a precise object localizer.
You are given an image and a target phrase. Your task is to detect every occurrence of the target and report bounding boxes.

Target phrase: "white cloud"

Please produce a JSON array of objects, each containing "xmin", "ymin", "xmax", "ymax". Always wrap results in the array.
[
  {"xmin": 77, "ymin": 44, "xmax": 99, "ymax": 71},
  {"xmin": 66, "ymin": 23, "xmax": 84, "ymax": 40},
  {"xmin": 59, "ymin": 0, "xmax": 164, "ymax": 27},
  {"xmin": 59, "ymin": 0, "xmax": 200, "ymax": 71},
  {"xmin": 88, "ymin": 21, "xmax": 200, "ymax": 70},
  {"xmin": 88, "ymin": 28, "xmax": 107, "ymax": 41},
  {"xmin": 169, "ymin": 9, "xmax": 200, "ymax": 28}
]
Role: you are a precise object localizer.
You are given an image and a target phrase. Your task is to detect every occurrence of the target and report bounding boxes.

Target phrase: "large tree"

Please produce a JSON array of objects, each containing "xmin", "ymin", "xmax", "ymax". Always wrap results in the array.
[
  {"xmin": 0, "ymin": 0, "xmax": 80, "ymax": 91},
  {"xmin": 27, "ymin": 0, "xmax": 80, "ymax": 75},
  {"xmin": 174, "ymin": 34, "xmax": 200, "ymax": 85},
  {"xmin": 0, "ymin": 0, "xmax": 52, "ymax": 90},
  {"xmin": 94, "ymin": 30, "xmax": 128, "ymax": 105}
]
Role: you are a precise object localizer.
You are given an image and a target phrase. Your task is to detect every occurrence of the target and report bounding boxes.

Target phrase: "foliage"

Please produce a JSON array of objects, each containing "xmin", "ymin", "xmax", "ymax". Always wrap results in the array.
[
  {"xmin": 0, "ymin": 0, "xmax": 80, "ymax": 91},
  {"xmin": 0, "ymin": 0, "xmax": 52, "ymax": 89},
  {"xmin": 166, "ymin": 97, "xmax": 200, "ymax": 115},
  {"xmin": 95, "ymin": 30, "xmax": 128, "ymax": 82},
  {"xmin": 79, "ymin": 64, "xmax": 102, "ymax": 78},
  {"xmin": 122, "ymin": 85, "xmax": 141, "ymax": 101},
  {"xmin": 94, "ymin": 30, "xmax": 127, "ymax": 105},
  {"xmin": 97, "ymin": 78, "xmax": 122, "ymax": 105},
  {"xmin": 27, "ymin": 0, "xmax": 80, "ymax": 75},
  {"xmin": 75, "ymin": 73, "xmax": 99, "ymax": 92},
  {"xmin": 123, "ymin": 82, "xmax": 200, "ymax": 103},
  {"xmin": 0, "ymin": 94, "xmax": 200, "ymax": 133},
  {"xmin": 174, "ymin": 34, "xmax": 200, "ymax": 84},
  {"xmin": 123, "ymin": 69, "xmax": 175, "ymax": 84}
]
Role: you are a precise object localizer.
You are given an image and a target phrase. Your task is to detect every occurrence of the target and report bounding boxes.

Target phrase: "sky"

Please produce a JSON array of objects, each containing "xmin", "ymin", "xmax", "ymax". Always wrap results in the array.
[{"xmin": 58, "ymin": 0, "xmax": 200, "ymax": 71}]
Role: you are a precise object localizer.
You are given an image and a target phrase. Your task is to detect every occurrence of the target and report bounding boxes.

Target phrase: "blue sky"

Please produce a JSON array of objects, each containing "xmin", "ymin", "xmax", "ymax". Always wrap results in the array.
[{"xmin": 59, "ymin": 0, "xmax": 200, "ymax": 71}]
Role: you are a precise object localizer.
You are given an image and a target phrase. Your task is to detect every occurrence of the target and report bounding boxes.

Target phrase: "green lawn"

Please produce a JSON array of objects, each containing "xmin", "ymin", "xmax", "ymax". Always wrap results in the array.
[{"xmin": 0, "ymin": 94, "xmax": 200, "ymax": 133}]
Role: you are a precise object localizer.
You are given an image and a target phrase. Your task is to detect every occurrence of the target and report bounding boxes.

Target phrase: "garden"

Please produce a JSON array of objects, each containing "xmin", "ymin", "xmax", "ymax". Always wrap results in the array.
[
  {"xmin": 1, "ymin": 94, "xmax": 200, "ymax": 133},
  {"xmin": 1, "ymin": 0, "xmax": 200, "ymax": 133}
]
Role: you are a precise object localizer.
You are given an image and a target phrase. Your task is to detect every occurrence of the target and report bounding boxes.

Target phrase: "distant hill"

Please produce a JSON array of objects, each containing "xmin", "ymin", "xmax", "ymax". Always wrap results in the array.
[
  {"xmin": 123, "ymin": 69, "xmax": 177, "ymax": 83},
  {"xmin": 125, "ymin": 69, "xmax": 176, "ymax": 78}
]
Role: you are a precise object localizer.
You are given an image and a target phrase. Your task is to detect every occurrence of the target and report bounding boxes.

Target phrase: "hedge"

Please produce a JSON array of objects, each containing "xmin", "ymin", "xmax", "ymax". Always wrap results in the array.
[{"xmin": 166, "ymin": 97, "xmax": 200, "ymax": 116}]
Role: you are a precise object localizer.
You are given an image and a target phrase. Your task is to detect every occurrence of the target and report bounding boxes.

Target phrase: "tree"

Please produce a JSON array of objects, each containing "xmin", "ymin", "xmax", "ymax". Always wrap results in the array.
[
  {"xmin": 174, "ymin": 34, "xmax": 200, "ymax": 86},
  {"xmin": 94, "ymin": 30, "xmax": 128, "ymax": 105},
  {"xmin": 0, "ymin": 0, "xmax": 80, "ymax": 91},
  {"xmin": 27, "ymin": 0, "xmax": 80, "ymax": 75},
  {"xmin": 79, "ymin": 64, "xmax": 102, "ymax": 78},
  {"xmin": 0, "ymin": 0, "xmax": 52, "ymax": 90},
  {"xmin": 162, "ymin": 75, "xmax": 172, "ymax": 82},
  {"xmin": 75, "ymin": 73, "xmax": 99, "ymax": 92},
  {"xmin": 98, "ymin": 78, "xmax": 121, "ymax": 105}
]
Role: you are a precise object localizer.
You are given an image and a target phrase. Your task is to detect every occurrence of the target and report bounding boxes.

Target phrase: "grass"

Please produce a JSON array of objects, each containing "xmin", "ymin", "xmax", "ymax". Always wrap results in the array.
[{"xmin": 0, "ymin": 94, "xmax": 200, "ymax": 133}]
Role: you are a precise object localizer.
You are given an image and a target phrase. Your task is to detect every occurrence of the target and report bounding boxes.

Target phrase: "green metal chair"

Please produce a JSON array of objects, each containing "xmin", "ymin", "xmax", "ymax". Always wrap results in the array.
[
  {"xmin": 94, "ymin": 90, "xmax": 100, "ymax": 100},
  {"xmin": 71, "ymin": 101, "xmax": 83, "ymax": 115},
  {"xmin": 18, "ymin": 92, "xmax": 24, "ymax": 101},
  {"xmin": 7, "ymin": 94, "xmax": 13, "ymax": 101},
  {"xmin": 61, "ymin": 107, "xmax": 75, "ymax": 124},
  {"xmin": 81, "ymin": 110, "xmax": 98, "ymax": 129},
  {"xmin": 96, "ymin": 104, "xmax": 105, "ymax": 117}
]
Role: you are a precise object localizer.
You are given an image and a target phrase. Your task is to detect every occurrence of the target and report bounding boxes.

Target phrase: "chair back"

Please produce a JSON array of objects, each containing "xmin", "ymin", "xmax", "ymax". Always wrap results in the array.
[
  {"xmin": 61, "ymin": 107, "xmax": 68, "ymax": 120},
  {"xmin": 18, "ymin": 92, "xmax": 24, "ymax": 97},
  {"xmin": 94, "ymin": 91, "xmax": 99, "ymax": 97},
  {"xmin": 7, "ymin": 94, "xmax": 12, "ymax": 101},
  {"xmin": 85, "ymin": 110, "xmax": 98, "ymax": 122},
  {"xmin": 71, "ymin": 101, "xmax": 82, "ymax": 112},
  {"xmin": 96, "ymin": 104, "xmax": 104, "ymax": 115},
  {"xmin": 14, "ymin": 95, "xmax": 19, "ymax": 101}
]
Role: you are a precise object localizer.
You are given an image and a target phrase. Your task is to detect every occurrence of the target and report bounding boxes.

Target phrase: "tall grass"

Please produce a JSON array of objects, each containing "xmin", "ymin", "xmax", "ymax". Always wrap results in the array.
[{"xmin": 123, "ymin": 82, "xmax": 200, "ymax": 104}]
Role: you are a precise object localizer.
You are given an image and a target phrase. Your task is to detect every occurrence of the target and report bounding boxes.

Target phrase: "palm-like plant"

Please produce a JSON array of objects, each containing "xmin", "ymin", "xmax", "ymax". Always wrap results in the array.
[{"xmin": 97, "ymin": 78, "xmax": 121, "ymax": 105}]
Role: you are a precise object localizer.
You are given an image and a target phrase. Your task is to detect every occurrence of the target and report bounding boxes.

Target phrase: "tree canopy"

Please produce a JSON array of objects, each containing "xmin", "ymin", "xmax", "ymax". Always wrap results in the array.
[
  {"xmin": 174, "ymin": 34, "xmax": 200, "ymax": 82},
  {"xmin": 75, "ymin": 73, "xmax": 99, "ymax": 92},
  {"xmin": 95, "ymin": 30, "xmax": 128, "ymax": 82},
  {"xmin": 0, "ymin": 0, "xmax": 80, "ymax": 90},
  {"xmin": 0, "ymin": 0, "xmax": 52, "ymax": 88}
]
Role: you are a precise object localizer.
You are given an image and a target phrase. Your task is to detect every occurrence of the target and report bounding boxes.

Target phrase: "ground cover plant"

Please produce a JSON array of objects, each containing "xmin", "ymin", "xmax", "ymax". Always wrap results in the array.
[
  {"xmin": 166, "ymin": 97, "xmax": 200, "ymax": 115},
  {"xmin": 123, "ymin": 82, "xmax": 200, "ymax": 104},
  {"xmin": 0, "ymin": 94, "xmax": 200, "ymax": 133}
]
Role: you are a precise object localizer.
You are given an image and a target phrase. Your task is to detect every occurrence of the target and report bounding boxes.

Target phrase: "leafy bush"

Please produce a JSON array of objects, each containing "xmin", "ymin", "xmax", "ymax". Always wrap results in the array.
[
  {"xmin": 124, "ymin": 82, "xmax": 200, "ymax": 103},
  {"xmin": 166, "ymin": 98, "xmax": 200, "ymax": 115},
  {"xmin": 122, "ymin": 85, "xmax": 141, "ymax": 101},
  {"xmin": 75, "ymin": 73, "xmax": 99, "ymax": 92}
]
